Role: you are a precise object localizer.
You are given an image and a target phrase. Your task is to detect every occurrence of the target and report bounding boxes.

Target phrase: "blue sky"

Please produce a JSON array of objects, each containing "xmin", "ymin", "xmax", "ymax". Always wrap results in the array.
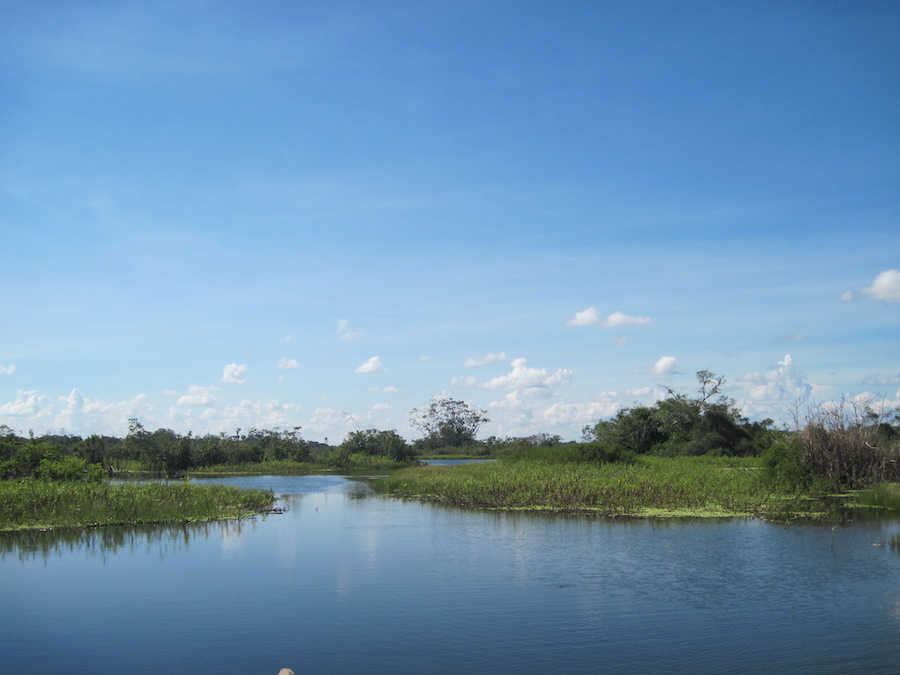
[{"xmin": 2, "ymin": 0, "xmax": 898, "ymax": 443}]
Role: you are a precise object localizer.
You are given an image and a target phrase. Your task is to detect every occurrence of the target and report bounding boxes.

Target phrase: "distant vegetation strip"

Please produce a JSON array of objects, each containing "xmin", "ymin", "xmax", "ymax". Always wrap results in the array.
[
  {"xmin": 0, "ymin": 481, "xmax": 275, "ymax": 531},
  {"xmin": 375, "ymin": 456, "xmax": 837, "ymax": 519},
  {"xmin": 188, "ymin": 455, "xmax": 413, "ymax": 475}
]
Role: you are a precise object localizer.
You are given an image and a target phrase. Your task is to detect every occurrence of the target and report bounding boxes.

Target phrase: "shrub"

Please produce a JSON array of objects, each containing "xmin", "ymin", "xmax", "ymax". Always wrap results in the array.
[
  {"xmin": 798, "ymin": 401, "xmax": 900, "ymax": 488},
  {"xmin": 761, "ymin": 440, "xmax": 813, "ymax": 490}
]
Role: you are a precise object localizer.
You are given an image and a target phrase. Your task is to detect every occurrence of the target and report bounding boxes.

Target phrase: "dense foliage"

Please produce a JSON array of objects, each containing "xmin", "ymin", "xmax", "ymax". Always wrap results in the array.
[{"xmin": 582, "ymin": 371, "xmax": 776, "ymax": 457}]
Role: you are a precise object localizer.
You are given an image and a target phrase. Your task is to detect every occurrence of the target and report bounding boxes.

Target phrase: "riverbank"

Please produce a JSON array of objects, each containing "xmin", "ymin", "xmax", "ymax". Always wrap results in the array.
[
  {"xmin": 0, "ymin": 480, "xmax": 275, "ymax": 531},
  {"xmin": 374, "ymin": 455, "xmax": 879, "ymax": 520}
]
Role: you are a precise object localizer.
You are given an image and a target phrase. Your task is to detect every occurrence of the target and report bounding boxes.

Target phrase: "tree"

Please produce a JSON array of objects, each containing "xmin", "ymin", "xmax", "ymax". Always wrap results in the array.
[{"xmin": 409, "ymin": 398, "xmax": 489, "ymax": 448}]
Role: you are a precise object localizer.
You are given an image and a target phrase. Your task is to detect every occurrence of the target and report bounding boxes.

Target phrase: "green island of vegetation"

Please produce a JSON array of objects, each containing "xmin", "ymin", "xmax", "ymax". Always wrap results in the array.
[{"xmin": 2, "ymin": 371, "xmax": 899, "ymax": 531}]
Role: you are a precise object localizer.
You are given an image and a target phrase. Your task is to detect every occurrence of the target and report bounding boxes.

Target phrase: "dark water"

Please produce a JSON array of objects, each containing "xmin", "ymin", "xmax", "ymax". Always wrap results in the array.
[{"xmin": 2, "ymin": 475, "xmax": 899, "ymax": 674}]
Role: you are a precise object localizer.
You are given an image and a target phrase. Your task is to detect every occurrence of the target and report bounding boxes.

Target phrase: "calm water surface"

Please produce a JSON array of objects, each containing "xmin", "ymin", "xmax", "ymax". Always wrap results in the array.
[{"xmin": 2, "ymin": 474, "xmax": 900, "ymax": 674}]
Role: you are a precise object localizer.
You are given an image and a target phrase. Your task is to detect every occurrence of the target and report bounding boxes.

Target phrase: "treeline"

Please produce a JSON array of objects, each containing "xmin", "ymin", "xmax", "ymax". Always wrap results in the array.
[{"xmin": 0, "ymin": 421, "xmax": 413, "ymax": 480}]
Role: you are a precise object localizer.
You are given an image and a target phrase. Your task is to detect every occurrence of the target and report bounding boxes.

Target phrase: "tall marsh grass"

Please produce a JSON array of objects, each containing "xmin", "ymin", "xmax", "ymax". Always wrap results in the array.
[
  {"xmin": 0, "ymin": 480, "xmax": 274, "ymax": 531},
  {"xmin": 376, "ymin": 456, "xmax": 798, "ymax": 518}
]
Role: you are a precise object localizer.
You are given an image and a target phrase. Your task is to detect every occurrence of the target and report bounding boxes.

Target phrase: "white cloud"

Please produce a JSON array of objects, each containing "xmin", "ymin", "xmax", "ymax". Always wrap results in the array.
[
  {"xmin": 652, "ymin": 356, "xmax": 679, "ymax": 377},
  {"xmin": 222, "ymin": 363, "xmax": 248, "ymax": 384},
  {"xmin": 0, "ymin": 390, "xmax": 50, "ymax": 417},
  {"xmin": 337, "ymin": 319, "xmax": 363, "ymax": 340},
  {"xmin": 355, "ymin": 356, "xmax": 386, "ymax": 374},
  {"xmin": 483, "ymin": 358, "xmax": 573, "ymax": 396},
  {"xmin": 862, "ymin": 269, "xmax": 900, "ymax": 303},
  {"xmin": 177, "ymin": 384, "xmax": 219, "ymax": 407},
  {"xmin": 450, "ymin": 375, "xmax": 479, "ymax": 387},
  {"xmin": 566, "ymin": 307, "xmax": 601, "ymax": 326},
  {"xmin": 604, "ymin": 311, "xmax": 651, "ymax": 327},
  {"xmin": 566, "ymin": 307, "xmax": 651, "ymax": 327},
  {"xmin": 369, "ymin": 385, "xmax": 405, "ymax": 394},
  {"xmin": 371, "ymin": 402, "xmax": 391, "ymax": 411},
  {"xmin": 0, "ymin": 364, "xmax": 15, "ymax": 375},
  {"xmin": 57, "ymin": 388, "xmax": 85, "ymax": 432},
  {"xmin": 537, "ymin": 399, "xmax": 623, "ymax": 426},
  {"xmin": 464, "ymin": 351, "xmax": 507, "ymax": 367},
  {"xmin": 839, "ymin": 290, "xmax": 855, "ymax": 302},
  {"xmin": 745, "ymin": 354, "xmax": 813, "ymax": 403},
  {"xmin": 0, "ymin": 390, "xmax": 155, "ymax": 436},
  {"xmin": 277, "ymin": 358, "xmax": 300, "ymax": 369}
]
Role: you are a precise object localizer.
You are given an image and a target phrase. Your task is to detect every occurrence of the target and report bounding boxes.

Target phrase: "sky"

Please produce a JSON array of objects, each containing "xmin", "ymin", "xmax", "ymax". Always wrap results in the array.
[{"xmin": 1, "ymin": 0, "xmax": 898, "ymax": 443}]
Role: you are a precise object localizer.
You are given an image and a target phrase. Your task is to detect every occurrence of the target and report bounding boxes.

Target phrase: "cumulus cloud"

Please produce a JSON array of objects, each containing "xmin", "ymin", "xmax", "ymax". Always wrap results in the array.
[
  {"xmin": 483, "ymin": 358, "xmax": 573, "ymax": 396},
  {"xmin": 652, "ymin": 356, "xmax": 679, "ymax": 377},
  {"xmin": 337, "ymin": 319, "xmax": 363, "ymax": 340},
  {"xmin": 356, "ymin": 356, "xmax": 386, "ymax": 374},
  {"xmin": 278, "ymin": 358, "xmax": 300, "ymax": 369},
  {"xmin": 839, "ymin": 290, "xmax": 855, "ymax": 302},
  {"xmin": 862, "ymin": 269, "xmax": 900, "ymax": 303},
  {"xmin": 0, "ymin": 390, "xmax": 50, "ymax": 418},
  {"xmin": 57, "ymin": 388, "xmax": 85, "ymax": 431},
  {"xmin": 0, "ymin": 389, "xmax": 155, "ymax": 436},
  {"xmin": 745, "ymin": 354, "xmax": 813, "ymax": 403},
  {"xmin": 0, "ymin": 364, "xmax": 15, "ymax": 375},
  {"xmin": 464, "ymin": 351, "xmax": 507, "ymax": 367},
  {"xmin": 222, "ymin": 363, "xmax": 248, "ymax": 384},
  {"xmin": 177, "ymin": 384, "xmax": 219, "ymax": 407},
  {"xmin": 566, "ymin": 307, "xmax": 651, "ymax": 327}
]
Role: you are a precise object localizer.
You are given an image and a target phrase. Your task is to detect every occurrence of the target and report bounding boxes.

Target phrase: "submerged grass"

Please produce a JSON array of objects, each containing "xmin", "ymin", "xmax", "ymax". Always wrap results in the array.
[
  {"xmin": 375, "ymin": 456, "xmax": 816, "ymax": 519},
  {"xmin": 0, "ymin": 480, "xmax": 275, "ymax": 531}
]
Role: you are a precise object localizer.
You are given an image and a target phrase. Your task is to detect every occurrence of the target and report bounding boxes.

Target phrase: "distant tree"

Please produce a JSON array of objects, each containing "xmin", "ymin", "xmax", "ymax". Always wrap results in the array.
[{"xmin": 409, "ymin": 398, "xmax": 489, "ymax": 448}]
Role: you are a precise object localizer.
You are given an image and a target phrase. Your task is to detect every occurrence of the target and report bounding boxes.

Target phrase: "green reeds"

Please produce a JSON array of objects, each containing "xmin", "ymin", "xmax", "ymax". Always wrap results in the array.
[
  {"xmin": 189, "ymin": 454, "xmax": 410, "ymax": 475},
  {"xmin": 0, "ymin": 480, "xmax": 274, "ymax": 531},
  {"xmin": 376, "ymin": 456, "xmax": 810, "ymax": 518}
]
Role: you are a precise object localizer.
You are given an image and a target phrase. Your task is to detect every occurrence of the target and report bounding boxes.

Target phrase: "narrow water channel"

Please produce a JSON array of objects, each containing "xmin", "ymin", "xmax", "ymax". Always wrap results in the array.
[{"xmin": 2, "ymin": 475, "xmax": 899, "ymax": 674}]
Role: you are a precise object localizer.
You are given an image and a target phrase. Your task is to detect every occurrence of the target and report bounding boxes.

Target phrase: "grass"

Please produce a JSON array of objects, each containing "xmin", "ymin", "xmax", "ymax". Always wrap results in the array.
[
  {"xmin": 375, "ymin": 455, "xmax": 823, "ymax": 519},
  {"xmin": 187, "ymin": 455, "xmax": 414, "ymax": 475},
  {"xmin": 0, "ymin": 480, "xmax": 275, "ymax": 531}
]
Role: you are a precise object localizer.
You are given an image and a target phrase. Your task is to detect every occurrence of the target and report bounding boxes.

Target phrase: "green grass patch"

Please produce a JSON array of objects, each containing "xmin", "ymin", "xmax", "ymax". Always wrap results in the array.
[
  {"xmin": 188, "ymin": 455, "xmax": 412, "ymax": 475},
  {"xmin": 0, "ymin": 480, "xmax": 275, "ymax": 531},
  {"xmin": 375, "ymin": 455, "xmax": 822, "ymax": 519}
]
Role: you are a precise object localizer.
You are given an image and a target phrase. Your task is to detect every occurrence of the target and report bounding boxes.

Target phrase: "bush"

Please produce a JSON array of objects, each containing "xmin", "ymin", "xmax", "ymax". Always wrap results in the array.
[
  {"xmin": 577, "ymin": 442, "xmax": 636, "ymax": 464},
  {"xmin": 761, "ymin": 440, "xmax": 813, "ymax": 490},
  {"xmin": 798, "ymin": 401, "xmax": 900, "ymax": 489}
]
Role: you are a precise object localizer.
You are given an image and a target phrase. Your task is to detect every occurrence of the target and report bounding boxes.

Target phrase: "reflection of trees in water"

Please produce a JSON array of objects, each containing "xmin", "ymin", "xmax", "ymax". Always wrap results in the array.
[{"xmin": 0, "ymin": 518, "xmax": 252, "ymax": 563}]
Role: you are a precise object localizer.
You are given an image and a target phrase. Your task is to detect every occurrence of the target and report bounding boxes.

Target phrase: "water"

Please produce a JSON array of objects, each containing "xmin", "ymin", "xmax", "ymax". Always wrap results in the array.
[{"xmin": 2, "ymin": 475, "xmax": 900, "ymax": 674}]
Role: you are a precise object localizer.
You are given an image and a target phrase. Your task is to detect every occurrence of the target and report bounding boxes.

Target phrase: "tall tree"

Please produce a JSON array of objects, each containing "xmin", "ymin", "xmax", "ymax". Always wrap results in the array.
[{"xmin": 409, "ymin": 398, "xmax": 489, "ymax": 448}]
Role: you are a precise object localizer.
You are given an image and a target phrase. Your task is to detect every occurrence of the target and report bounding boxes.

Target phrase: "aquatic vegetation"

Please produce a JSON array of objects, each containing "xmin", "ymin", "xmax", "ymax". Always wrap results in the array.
[
  {"xmin": 376, "ymin": 456, "xmax": 811, "ymax": 518},
  {"xmin": 0, "ymin": 480, "xmax": 274, "ymax": 531}
]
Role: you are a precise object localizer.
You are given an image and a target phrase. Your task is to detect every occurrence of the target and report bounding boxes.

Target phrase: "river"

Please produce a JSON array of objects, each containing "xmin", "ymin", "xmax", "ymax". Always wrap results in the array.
[{"xmin": 2, "ymin": 474, "xmax": 899, "ymax": 674}]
